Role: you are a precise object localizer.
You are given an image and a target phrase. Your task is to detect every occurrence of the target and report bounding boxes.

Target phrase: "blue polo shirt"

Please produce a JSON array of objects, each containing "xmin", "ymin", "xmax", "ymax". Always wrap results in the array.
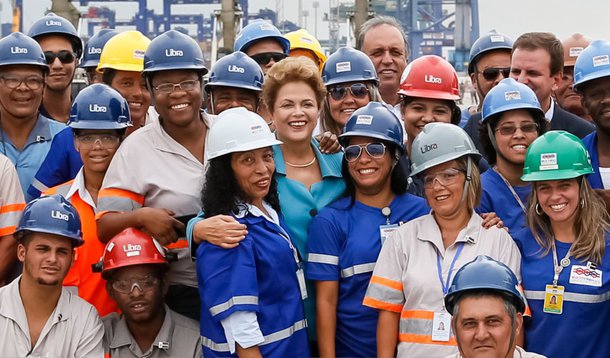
[
  {"xmin": 0, "ymin": 114, "xmax": 65, "ymax": 200},
  {"xmin": 197, "ymin": 207, "xmax": 309, "ymax": 358},
  {"xmin": 306, "ymin": 194, "xmax": 428, "ymax": 357},
  {"xmin": 514, "ymin": 228, "xmax": 610, "ymax": 358},
  {"xmin": 478, "ymin": 168, "xmax": 531, "ymax": 232},
  {"xmin": 27, "ymin": 126, "xmax": 82, "ymax": 199},
  {"xmin": 582, "ymin": 132, "xmax": 604, "ymax": 189}
]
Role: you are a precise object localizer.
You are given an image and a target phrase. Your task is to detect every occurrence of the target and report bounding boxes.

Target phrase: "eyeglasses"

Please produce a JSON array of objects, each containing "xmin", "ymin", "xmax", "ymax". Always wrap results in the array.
[
  {"xmin": 479, "ymin": 67, "xmax": 511, "ymax": 81},
  {"xmin": 44, "ymin": 50, "xmax": 77, "ymax": 64},
  {"xmin": 111, "ymin": 276, "xmax": 159, "ymax": 294},
  {"xmin": 153, "ymin": 79, "xmax": 200, "ymax": 94},
  {"xmin": 495, "ymin": 123, "xmax": 539, "ymax": 136},
  {"xmin": 344, "ymin": 142, "xmax": 386, "ymax": 162},
  {"xmin": 328, "ymin": 83, "xmax": 370, "ymax": 101},
  {"xmin": 0, "ymin": 75, "xmax": 44, "ymax": 90},
  {"xmin": 423, "ymin": 168, "xmax": 465, "ymax": 189},
  {"xmin": 250, "ymin": 52, "xmax": 288, "ymax": 65},
  {"xmin": 76, "ymin": 134, "xmax": 120, "ymax": 148}
]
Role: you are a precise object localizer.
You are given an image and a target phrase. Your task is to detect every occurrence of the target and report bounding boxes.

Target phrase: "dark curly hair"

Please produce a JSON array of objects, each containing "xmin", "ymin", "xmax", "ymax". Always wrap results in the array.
[
  {"xmin": 341, "ymin": 140, "xmax": 408, "ymax": 206},
  {"xmin": 201, "ymin": 153, "xmax": 281, "ymax": 218},
  {"xmin": 479, "ymin": 109, "xmax": 548, "ymax": 165}
]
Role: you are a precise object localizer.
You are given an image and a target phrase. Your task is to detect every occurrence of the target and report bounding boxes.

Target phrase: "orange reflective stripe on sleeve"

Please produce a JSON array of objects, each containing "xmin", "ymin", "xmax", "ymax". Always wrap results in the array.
[
  {"xmin": 166, "ymin": 239, "xmax": 189, "ymax": 249},
  {"xmin": 363, "ymin": 296, "xmax": 403, "ymax": 312},
  {"xmin": 401, "ymin": 310, "xmax": 434, "ymax": 320},
  {"xmin": 98, "ymin": 188, "xmax": 145, "ymax": 205},
  {"xmin": 0, "ymin": 203, "xmax": 26, "ymax": 214},
  {"xmin": 399, "ymin": 333, "xmax": 457, "ymax": 346},
  {"xmin": 370, "ymin": 275, "xmax": 403, "ymax": 291},
  {"xmin": 0, "ymin": 226, "xmax": 17, "ymax": 237}
]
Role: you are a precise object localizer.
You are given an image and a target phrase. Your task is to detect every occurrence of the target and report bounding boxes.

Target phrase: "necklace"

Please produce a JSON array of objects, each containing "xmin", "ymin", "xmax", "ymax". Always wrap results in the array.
[{"xmin": 285, "ymin": 156, "xmax": 316, "ymax": 168}]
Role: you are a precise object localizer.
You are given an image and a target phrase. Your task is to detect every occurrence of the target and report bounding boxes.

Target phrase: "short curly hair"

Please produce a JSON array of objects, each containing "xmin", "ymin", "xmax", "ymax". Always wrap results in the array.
[{"xmin": 262, "ymin": 56, "xmax": 327, "ymax": 113}]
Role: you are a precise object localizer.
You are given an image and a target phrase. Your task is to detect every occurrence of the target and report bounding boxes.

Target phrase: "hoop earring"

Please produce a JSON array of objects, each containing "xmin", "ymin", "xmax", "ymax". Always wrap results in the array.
[
  {"xmin": 581, "ymin": 198, "xmax": 585, "ymax": 208},
  {"xmin": 535, "ymin": 203, "xmax": 543, "ymax": 215}
]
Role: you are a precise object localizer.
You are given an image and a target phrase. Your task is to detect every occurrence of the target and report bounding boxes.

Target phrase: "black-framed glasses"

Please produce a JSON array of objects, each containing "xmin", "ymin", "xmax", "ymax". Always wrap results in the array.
[
  {"xmin": 328, "ymin": 83, "xmax": 370, "ymax": 101},
  {"xmin": 0, "ymin": 75, "xmax": 44, "ymax": 90},
  {"xmin": 111, "ymin": 276, "xmax": 159, "ymax": 294},
  {"xmin": 153, "ymin": 79, "xmax": 200, "ymax": 94},
  {"xmin": 250, "ymin": 52, "xmax": 288, "ymax": 65},
  {"xmin": 344, "ymin": 142, "xmax": 386, "ymax": 162},
  {"xmin": 423, "ymin": 167, "xmax": 465, "ymax": 189},
  {"xmin": 480, "ymin": 67, "xmax": 511, "ymax": 81},
  {"xmin": 495, "ymin": 123, "xmax": 539, "ymax": 136},
  {"xmin": 44, "ymin": 50, "xmax": 77, "ymax": 64}
]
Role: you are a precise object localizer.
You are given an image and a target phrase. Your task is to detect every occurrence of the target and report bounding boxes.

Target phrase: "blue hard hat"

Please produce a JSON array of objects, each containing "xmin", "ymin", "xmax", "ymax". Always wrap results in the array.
[
  {"xmin": 573, "ymin": 39, "xmax": 610, "ymax": 91},
  {"xmin": 339, "ymin": 102, "xmax": 405, "ymax": 154},
  {"xmin": 445, "ymin": 255, "xmax": 526, "ymax": 315},
  {"xmin": 14, "ymin": 194, "xmax": 83, "ymax": 247},
  {"xmin": 482, "ymin": 78, "xmax": 543, "ymax": 123},
  {"xmin": 143, "ymin": 30, "xmax": 208, "ymax": 76},
  {"xmin": 0, "ymin": 32, "xmax": 48, "ymax": 71},
  {"xmin": 27, "ymin": 12, "xmax": 83, "ymax": 58},
  {"xmin": 468, "ymin": 31, "xmax": 513, "ymax": 75},
  {"xmin": 205, "ymin": 51, "xmax": 264, "ymax": 92},
  {"xmin": 322, "ymin": 47, "xmax": 379, "ymax": 87},
  {"xmin": 68, "ymin": 83, "xmax": 132, "ymax": 130},
  {"xmin": 80, "ymin": 29, "xmax": 118, "ymax": 68},
  {"xmin": 234, "ymin": 20, "xmax": 290, "ymax": 54}
]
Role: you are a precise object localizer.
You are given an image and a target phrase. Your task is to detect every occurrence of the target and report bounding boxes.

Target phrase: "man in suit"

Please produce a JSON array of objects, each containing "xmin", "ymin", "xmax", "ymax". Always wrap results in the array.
[{"xmin": 510, "ymin": 32, "xmax": 594, "ymax": 138}]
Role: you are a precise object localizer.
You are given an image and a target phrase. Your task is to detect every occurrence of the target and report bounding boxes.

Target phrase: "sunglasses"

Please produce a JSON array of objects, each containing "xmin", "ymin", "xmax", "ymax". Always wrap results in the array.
[
  {"xmin": 495, "ymin": 123, "xmax": 539, "ymax": 136},
  {"xmin": 328, "ymin": 83, "xmax": 369, "ymax": 101},
  {"xmin": 44, "ymin": 50, "xmax": 77, "ymax": 64},
  {"xmin": 344, "ymin": 142, "xmax": 386, "ymax": 162},
  {"xmin": 480, "ymin": 67, "xmax": 511, "ymax": 81},
  {"xmin": 250, "ymin": 52, "xmax": 288, "ymax": 65},
  {"xmin": 423, "ymin": 168, "xmax": 465, "ymax": 189}
]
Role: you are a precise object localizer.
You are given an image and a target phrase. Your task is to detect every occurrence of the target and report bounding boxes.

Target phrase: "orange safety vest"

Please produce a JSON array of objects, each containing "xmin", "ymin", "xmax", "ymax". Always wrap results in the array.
[{"xmin": 45, "ymin": 180, "xmax": 118, "ymax": 316}]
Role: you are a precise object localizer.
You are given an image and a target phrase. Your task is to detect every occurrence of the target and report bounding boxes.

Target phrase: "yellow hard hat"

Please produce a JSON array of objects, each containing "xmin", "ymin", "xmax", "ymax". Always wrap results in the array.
[
  {"xmin": 97, "ymin": 30, "xmax": 151, "ymax": 72},
  {"xmin": 285, "ymin": 29, "xmax": 326, "ymax": 69}
]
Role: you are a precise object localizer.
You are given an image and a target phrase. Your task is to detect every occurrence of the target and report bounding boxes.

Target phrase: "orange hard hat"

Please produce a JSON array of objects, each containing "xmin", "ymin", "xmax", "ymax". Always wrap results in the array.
[
  {"xmin": 398, "ymin": 55, "xmax": 460, "ymax": 101},
  {"xmin": 562, "ymin": 33, "xmax": 592, "ymax": 67},
  {"xmin": 100, "ymin": 227, "xmax": 168, "ymax": 279}
]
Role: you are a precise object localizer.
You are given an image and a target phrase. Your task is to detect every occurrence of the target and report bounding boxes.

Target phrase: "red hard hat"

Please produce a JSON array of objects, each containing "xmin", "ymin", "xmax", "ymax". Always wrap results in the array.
[
  {"xmin": 398, "ymin": 55, "xmax": 460, "ymax": 101},
  {"xmin": 101, "ymin": 228, "xmax": 168, "ymax": 279}
]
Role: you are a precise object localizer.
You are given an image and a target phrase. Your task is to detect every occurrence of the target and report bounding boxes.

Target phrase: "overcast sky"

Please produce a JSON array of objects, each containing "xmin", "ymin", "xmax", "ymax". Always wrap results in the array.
[{"xmin": 3, "ymin": 0, "xmax": 610, "ymax": 43}]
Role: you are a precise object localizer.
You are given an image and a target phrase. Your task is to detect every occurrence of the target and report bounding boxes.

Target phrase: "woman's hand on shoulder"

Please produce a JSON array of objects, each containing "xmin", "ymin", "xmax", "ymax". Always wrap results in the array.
[
  {"xmin": 193, "ymin": 214, "xmax": 248, "ymax": 249},
  {"xmin": 480, "ymin": 212, "xmax": 506, "ymax": 231},
  {"xmin": 315, "ymin": 131, "xmax": 342, "ymax": 154}
]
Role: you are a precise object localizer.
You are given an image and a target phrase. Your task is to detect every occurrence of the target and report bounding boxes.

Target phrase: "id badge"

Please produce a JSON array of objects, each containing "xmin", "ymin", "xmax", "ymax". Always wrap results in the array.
[
  {"xmin": 379, "ymin": 224, "xmax": 398, "ymax": 246},
  {"xmin": 431, "ymin": 311, "xmax": 451, "ymax": 342},
  {"xmin": 543, "ymin": 284, "xmax": 564, "ymax": 314},
  {"xmin": 569, "ymin": 265, "xmax": 602, "ymax": 287},
  {"xmin": 296, "ymin": 268, "xmax": 308, "ymax": 300}
]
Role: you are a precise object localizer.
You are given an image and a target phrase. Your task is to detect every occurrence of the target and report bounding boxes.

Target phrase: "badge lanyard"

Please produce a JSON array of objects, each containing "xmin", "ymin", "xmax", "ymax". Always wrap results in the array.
[
  {"xmin": 493, "ymin": 167, "xmax": 527, "ymax": 214},
  {"xmin": 436, "ymin": 243, "xmax": 465, "ymax": 296},
  {"xmin": 278, "ymin": 228, "xmax": 308, "ymax": 300},
  {"xmin": 551, "ymin": 240, "xmax": 573, "ymax": 287}
]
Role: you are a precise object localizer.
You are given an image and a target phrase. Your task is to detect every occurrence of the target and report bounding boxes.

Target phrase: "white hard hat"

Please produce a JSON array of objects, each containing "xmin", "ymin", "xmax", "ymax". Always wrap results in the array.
[{"xmin": 206, "ymin": 107, "xmax": 282, "ymax": 159}]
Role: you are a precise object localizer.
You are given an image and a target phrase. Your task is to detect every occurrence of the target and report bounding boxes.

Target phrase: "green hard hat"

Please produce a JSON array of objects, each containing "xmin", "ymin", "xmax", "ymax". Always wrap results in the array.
[{"xmin": 521, "ymin": 130, "xmax": 593, "ymax": 182}]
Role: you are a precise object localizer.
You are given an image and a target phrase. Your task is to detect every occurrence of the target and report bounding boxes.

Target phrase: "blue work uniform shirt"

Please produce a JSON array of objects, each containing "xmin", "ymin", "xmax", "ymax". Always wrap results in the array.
[
  {"xmin": 306, "ymin": 194, "xmax": 428, "ymax": 357},
  {"xmin": 478, "ymin": 168, "xmax": 531, "ymax": 232},
  {"xmin": 514, "ymin": 228, "xmax": 610, "ymax": 358},
  {"xmin": 0, "ymin": 114, "xmax": 65, "ymax": 200}
]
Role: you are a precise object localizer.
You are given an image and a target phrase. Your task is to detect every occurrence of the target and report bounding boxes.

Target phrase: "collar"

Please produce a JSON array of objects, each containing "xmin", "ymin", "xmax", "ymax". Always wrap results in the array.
[
  {"xmin": 417, "ymin": 212, "xmax": 482, "ymax": 254},
  {"xmin": 0, "ymin": 276, "xmax": 71, "ymax": 328},
  {"xmin": 109, "ymin": 305, "xmax": 174, "ymax": 355},
  {"xmin": 151, "ymin": 111, "xmax": 209, "ymax": 164},
  {"xmin": 234, "ymin": 201, "xmax": 281, "ymax": 226},
  {"xmin": 273, "ymin": 137, "xmax": 342, "ymax": 178},
  {"xmin": 0, "ymin": 114, "xmax": 56, "ymax": 148},
  {"xmin": 545, "ymin": 97, "xmax": 555, "ymax": 121},
  {"xmin": 66, "ymin": 168, "xmax": 96, "ymax": 209}
]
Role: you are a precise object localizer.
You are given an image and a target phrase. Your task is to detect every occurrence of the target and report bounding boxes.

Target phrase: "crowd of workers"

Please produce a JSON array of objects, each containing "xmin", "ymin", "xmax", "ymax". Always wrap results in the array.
[{"xmin": 0, "ymin": 10, "xmax": 609, "ymax": 358}]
